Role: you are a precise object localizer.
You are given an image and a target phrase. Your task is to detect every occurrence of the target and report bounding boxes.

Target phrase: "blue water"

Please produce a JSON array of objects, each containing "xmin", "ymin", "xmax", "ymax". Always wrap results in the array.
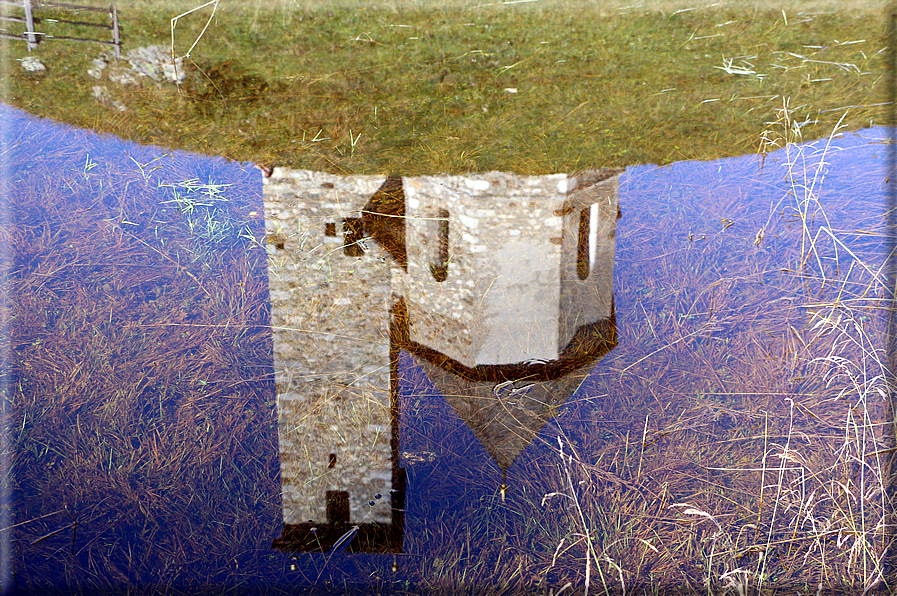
[{"xmin": 2, "ymin": 102, "xmax": 893, "ymax": 592}]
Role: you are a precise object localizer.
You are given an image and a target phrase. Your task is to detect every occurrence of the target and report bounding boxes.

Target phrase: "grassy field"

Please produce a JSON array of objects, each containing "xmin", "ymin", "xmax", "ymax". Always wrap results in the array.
[
  {"xmin": 2, "ymin": 1, "xmax": 896, "ymax": 594},
  {"xmin": 1, "ymin": 0, "xmax": 891, "ymax": 174}
]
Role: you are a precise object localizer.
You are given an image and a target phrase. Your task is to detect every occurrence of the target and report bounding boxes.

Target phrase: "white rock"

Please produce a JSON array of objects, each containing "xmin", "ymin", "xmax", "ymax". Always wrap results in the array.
[
  {"xmin": 108, "ymin": 68, "xmax": 138, "ymax": 86},
  {"xmin": 20, "ymin": 56, "xmax": 46, "ymax": 72},
  {"xmin": 464, "ymin": 178, "xmax": 490, "ymax": 192},
  {"xmin": 92, "ymin": 85, "xmax": 111, "ymax": 102},
  {"xmin": 458, "ymin": 213, "xmax": 479, "ymax": 229},
  {"xmin": 88, "ymin": 58, "xmax": 107, "ymax": 78}
]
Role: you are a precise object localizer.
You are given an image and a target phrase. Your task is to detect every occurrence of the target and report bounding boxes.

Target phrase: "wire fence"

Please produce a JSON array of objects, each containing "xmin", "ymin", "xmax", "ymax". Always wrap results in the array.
[{"xmin": 0, "ymin": 0, "xmax": 120, "ymax": 58}]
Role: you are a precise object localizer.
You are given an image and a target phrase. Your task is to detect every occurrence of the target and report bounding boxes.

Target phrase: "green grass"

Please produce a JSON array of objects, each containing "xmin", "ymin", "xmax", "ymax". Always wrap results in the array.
[{"xmin": 1, "ymin": 1, "xmax": 889, "ymax": 174}]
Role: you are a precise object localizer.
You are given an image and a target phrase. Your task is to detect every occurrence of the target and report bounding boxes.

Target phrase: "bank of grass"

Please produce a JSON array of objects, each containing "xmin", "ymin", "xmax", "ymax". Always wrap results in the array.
[
  {"xmin": 1, "ymin": 1, "xmax": 890, "ymax": 174},
  {"xmin": 2, "ymin": 3, "xmax": 895, "ymax": 595}
]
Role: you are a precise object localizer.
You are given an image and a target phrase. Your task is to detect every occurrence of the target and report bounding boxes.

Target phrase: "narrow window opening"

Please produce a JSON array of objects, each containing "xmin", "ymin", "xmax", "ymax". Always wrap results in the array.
[
  {"xmin": 577, "ymin": 207, "xmax": 590, "ymax": 280},
  {"xmin": 342, "ymin": 217, "xmax": 364, "ymax": 256},
  {"xmin": 268, "ymin": 233, "xmax": 286, "ymax": 251},
  {"xmin": 589, "ymin": 203, "xmax": 599, "ymax": 274},
  {"xmin": 326, "ymin": 490, "xmax": 350, "ymax": 524},
  {"xmin": 429, "ymin": 208, "xmax": 450, "ymax": 282}
]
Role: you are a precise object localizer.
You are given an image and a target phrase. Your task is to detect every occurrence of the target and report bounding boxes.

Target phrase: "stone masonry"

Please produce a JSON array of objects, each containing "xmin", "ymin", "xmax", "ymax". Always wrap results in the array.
[{"xmin": 264, "ymin": 168, "xmax": 621, "ymax": 529}]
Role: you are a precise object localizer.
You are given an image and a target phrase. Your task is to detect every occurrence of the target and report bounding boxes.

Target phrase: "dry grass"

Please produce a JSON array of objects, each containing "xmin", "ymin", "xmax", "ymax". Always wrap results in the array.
[
  {"xmin": 4, "ymin": 92, "xmax": 893, "ymax": 594},
  {"xmin": 2, "ymin": 116, "xmax": 289, "ymax": 593},
  {"xmin": 2, "ymin": 0, "xmax": 894, "ymax": 591},
  {"xmin": 389, "ymin": 100, "xmax": 894, "ymax": 593}
]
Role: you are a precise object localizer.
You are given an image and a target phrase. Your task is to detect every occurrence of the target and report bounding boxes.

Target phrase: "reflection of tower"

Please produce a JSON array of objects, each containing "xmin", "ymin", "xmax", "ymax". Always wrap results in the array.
[{"xmin": 264, "ymin": 169, "xmax": 621, "ymax": 553}]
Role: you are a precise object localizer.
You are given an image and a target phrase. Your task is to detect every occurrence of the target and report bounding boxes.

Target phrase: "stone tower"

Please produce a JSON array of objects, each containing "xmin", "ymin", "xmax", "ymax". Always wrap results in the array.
[{"xmin": 264, "ymin": 169, "xmax": 621, "ymax": 552}]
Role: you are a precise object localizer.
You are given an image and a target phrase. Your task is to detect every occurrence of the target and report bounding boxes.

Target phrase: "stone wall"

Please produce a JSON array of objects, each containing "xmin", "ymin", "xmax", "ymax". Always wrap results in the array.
[
  {"xmin": 264, "ymin": 170, "xmax": 395, "ymax": 526},
  {"xmin": 263, "ymin": 168, "xmax": 621, "ymax": 529}
]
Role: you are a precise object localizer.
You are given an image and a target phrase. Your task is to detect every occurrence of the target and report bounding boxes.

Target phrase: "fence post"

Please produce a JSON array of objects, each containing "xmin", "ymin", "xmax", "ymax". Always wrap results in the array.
[
  {"xmin": 110, "ymin": 3, "xmax": 120, "ymax": 59},
  {"xmin": 22, "ymin": 0, "xmax": 37, "ymax": 51}
]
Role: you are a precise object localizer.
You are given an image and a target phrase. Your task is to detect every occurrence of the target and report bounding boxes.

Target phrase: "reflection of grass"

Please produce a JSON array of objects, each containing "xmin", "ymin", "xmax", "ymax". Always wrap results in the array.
[
  {"xmin": 3, "ymin": 2, "xmax": 887, "ymax": 174},
  {"xmin": 5, "ymin": 1, "xmax": 892, "ymax": 593},
  {"xmin": 389, "ymin": 99, "xmax": 892, "ymax": 593},
  {"xmin": 156, "ymin": 176, "xmax": 249, "ymax": 265},
  {"xmin": 5, "ymin": 130, "xmax": 280, "ymax": 590},
  {"xmin": 514, "ymin": 103, "xmax": 892, "ymax": 594}
]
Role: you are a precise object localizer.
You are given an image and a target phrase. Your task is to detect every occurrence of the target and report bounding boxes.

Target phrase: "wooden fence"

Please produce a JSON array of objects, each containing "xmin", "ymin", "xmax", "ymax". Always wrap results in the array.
[{"xmin": 0, "ymin": 0, "xmax": 120, "ymax": 58}]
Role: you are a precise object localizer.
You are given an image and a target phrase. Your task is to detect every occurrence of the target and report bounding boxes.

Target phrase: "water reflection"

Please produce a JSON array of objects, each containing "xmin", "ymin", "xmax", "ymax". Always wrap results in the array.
[
  {"xmin": 1, "ymin": 104, "xmax": 281, "ymax": 592},
  {"xmin": 266, "ymin": 168, "xmax": 621, "ymax": 552},
  {"xmin": 3, "ymin": 101, "xmax": 894, "ymax": 593}
]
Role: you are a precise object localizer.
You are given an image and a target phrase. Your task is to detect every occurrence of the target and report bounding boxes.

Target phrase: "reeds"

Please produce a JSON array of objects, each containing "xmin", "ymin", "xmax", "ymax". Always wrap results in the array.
[
  {"xmin": 4, "ymin": 119, "xmax": 284, "ymax": 592},
  {"xmin": 524, "ymin": 100, "xmax": 893, "ymax": 593},
  {"xmin": 4, "ymin": 1, "xmax": 894, "ymax": 592}
]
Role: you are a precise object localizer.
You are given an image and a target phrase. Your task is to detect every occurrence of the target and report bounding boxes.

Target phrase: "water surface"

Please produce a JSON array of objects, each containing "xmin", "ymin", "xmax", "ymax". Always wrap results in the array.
[{"xmin": 2, "ymin": 103, "xmax": 893, "ymax": 593}]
